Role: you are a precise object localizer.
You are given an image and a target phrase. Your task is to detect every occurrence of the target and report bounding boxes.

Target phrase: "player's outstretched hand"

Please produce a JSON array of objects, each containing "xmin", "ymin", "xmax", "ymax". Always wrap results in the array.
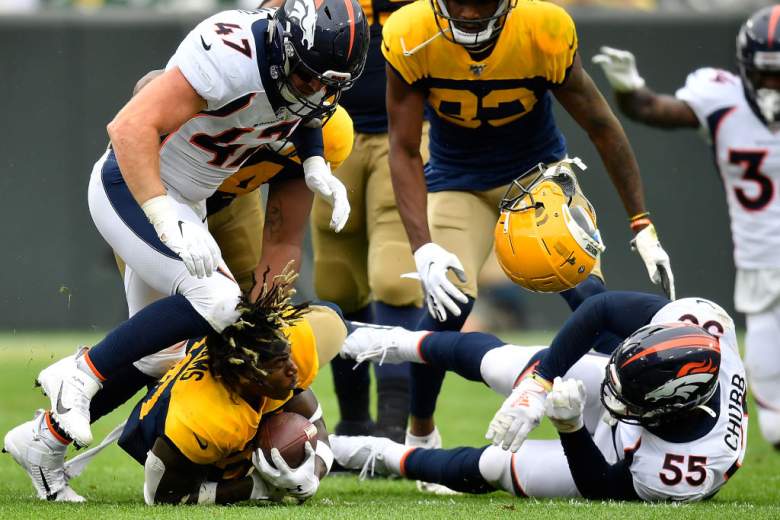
[
  {"xmin": 253, "ymin": 442, "xmax": 320, "ymax": 502},
  {"xmin": 303, "ymin": 156, "xmax": 350, "ymax": 232},
  {"xmin": 141, "ymin": 195, "xmax": 221, "ymax": 278},
  {"xmin": 631, "ymin": 223, "xmax": 676, "ymax": 300},
  {"xmin": 403, "ymin": 242, "xmax": 468, "ymax": 322},
  {"xmin": 545, "ymin": 377, "xmax": 586, "ymax": 433},
  {"xmin": 592, "ymin": 46, "xmax": 646, "ymax": 93},
  {"xmin": 486, "ymin": 376, "xmax": 549, "ymax": 452}
]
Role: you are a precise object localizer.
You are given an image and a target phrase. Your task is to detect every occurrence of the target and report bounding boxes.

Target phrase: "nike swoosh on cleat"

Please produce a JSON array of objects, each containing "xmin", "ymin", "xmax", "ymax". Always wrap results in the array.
[
  {"xmin": 193, "ymin": 433, "xmax": 208, "ymax": 450},
  {"xmin": 200, "ymin": 35, "xmax": 212, "ymax": 51},
  {"xmin": 38, "ymin": 467, "xmax": 51, "ymax": 496},
  {"xmin": 56, "ymin": 383, "xmax": 71, "ymax": 414}
]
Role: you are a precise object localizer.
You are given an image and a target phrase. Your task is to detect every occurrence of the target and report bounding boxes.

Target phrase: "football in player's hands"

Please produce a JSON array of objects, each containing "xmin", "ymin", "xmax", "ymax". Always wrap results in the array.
[{"xmin": 257, "ymin": 412, "xmax": 318, "ymax": 468}]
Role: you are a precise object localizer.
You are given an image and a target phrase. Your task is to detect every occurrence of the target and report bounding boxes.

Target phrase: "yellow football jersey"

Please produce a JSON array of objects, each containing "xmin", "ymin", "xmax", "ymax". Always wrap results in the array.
[
  {"xmin": 216, "ymin": 105, "xmax": 355, "ymax": 197},
  {"xmin": 121, "ymin": 317, "xmax": 320, "ymax": 469},
  {"xmin": 381, "ymin": 0, "xmax": 576, "ymax": 191}
]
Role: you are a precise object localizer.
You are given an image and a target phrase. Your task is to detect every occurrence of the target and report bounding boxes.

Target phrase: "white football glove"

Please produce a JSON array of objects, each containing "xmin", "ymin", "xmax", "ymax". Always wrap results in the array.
[
  {"xmin": 253, "ymin": 442, "xmax": 320, "ymax": 502},
  {"xmin": 485, "ymin": 376, "xmax": 549, "ymax": 452},
  {"xmin": 403, "ymin": 242, "xmax": 468, "ymax": 322},
  {"xmin": 631, "ymin": 223, "xmax": 676, "ymax": 300},
  {"xmin": 303, "ymin": 156, "xmax": 350, "ymax": 232},
  {"xmin": 141, "ymin": 195, "xmax": 221, "ymax": 279},
  {"xmin": 592, "ymin": 46, "xmax": 646, "ymax": 93},
  {"xmin": 544, "ymin": 377, "xmax": 586, "ymax": 433}
]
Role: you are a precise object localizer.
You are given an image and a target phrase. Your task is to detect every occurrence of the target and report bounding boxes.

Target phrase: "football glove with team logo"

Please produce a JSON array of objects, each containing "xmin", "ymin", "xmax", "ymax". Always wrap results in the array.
[
  {"xmin": 253, "ymin": 442, "xmax": 320, "ymax": 502},
  {"xmin": 141, "ymin": 195, "xmax": 221, "ymax": 279},
  {"xmin": 486, "ymin": 376, "xmax": 550, "ymax": 452}
]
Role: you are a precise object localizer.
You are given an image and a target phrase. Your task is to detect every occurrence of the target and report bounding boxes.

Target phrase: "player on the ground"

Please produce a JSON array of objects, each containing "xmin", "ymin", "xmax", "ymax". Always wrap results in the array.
[
  {"xmin": 33, "ymin": 0, "xmax": 369, "ymax": 451},
  {"xmin": 592, "ymin": 4, "xmax": 780, "ymax": 447},
  {"xmin": 381, "ymin": 0, "xmax": 674, "ymax": 449},
  {"xmin": 4, "ymin": 265, "xmax": 346, "ymax": 503},
  {"xmin": 333, "ymin": 292, "xmax": 747, "ymax": 502}
]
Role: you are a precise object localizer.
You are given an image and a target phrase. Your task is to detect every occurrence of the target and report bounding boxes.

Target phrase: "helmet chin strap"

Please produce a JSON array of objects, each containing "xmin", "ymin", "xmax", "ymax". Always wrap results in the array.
[{"xmin": 695, "ymin": 404, "xmax": 717, "ymax": 418}]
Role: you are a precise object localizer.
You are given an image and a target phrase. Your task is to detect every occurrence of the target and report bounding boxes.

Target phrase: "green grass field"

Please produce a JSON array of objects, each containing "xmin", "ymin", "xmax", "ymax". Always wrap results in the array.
[{"xmin": 1, "ymin": 331, "xmax": 779, "ymax": 519}]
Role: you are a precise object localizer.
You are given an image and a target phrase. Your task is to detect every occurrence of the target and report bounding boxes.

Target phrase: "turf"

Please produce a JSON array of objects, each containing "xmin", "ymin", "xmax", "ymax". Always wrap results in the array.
[{"xmin": 0, "ymin": 330, "xmax": 778, "ymax": 519}]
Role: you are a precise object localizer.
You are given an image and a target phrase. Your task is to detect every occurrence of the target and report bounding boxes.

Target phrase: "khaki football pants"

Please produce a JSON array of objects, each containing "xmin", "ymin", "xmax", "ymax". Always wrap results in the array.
[{"xmin": 311, "ymin": 127, "xmax": 429, "ymax": 314}]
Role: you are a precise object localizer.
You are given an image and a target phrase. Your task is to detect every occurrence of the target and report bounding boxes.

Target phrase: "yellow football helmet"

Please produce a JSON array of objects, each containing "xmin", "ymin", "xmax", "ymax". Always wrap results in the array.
[{"xmin": 494, "ymin": 161, "xmax": 605, "ymax": 293}]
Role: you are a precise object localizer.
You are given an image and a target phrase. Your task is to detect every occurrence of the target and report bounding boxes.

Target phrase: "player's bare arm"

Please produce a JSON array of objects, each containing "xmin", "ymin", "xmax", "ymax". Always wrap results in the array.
[
  {"xmin": 107, "ymin": 67, "xmax": 207, "ymax": 206},
  {"xmin": 591, "ymin": 46, "xmax": 699, "ymax": 129},
  {"xmin": 386, "ymin": 64, "xmax": 429, "ymax": 251},
  {"xmin": 554, "ymin": 54, "xmax": 646, "ymax": 218},
  {"xmin": 250, "ymin": 177, "xmax": 313, "ymax": 301},
  {"xmin": 281, "ymin": 388, "xmax": 331, "ymax": 479},
  {"xmin": 146, "ymin": 436, "xmax": 256, "ymax": 505},
  {"xmin": 614, "ymin": 88, "xmax": 699, "ymax": 129},
  {"xmin": 132, "ymin": 69, "xmax": 163, "ymax": 96}
]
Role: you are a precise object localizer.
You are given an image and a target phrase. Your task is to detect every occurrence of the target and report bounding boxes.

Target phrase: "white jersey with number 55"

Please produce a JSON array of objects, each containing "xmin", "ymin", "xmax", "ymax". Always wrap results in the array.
[
  {"xmin": 605, "ymin": 298, "xmax": 748, "ymax": 502},
  {"xmin": 161, "ymin": 9, "xmax": 302, "ymax": 204},
  {"xmin": 676, "ymin": 68, "xmax": 780, "ymax": 271}
]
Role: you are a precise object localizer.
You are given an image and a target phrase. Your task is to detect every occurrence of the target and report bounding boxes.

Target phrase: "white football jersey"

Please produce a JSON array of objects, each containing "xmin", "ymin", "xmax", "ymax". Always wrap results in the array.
[
  {"xmin": 676, "ymin": 68, "xmax": 780, "ymax": 269},
  {"xmin": 599, "ymin": 298, "xmax": 748, "ymax": 502},
  {"xmin": 161, "ymin": 9, "xmax": 303, "ymax": 203}
]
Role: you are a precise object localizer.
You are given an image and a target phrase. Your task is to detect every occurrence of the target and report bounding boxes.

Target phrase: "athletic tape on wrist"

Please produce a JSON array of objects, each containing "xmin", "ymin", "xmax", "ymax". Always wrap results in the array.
[
  {"xmin": 308, "ymin": 404, "xmax": 323, "ymax": 424},
  {"xmin": 197, "ymin": 482, "xmax": 218, "ymax": 504},
  {"xmin": 315, "ymin": 442, "xmax": 334, "ymax": 474}
]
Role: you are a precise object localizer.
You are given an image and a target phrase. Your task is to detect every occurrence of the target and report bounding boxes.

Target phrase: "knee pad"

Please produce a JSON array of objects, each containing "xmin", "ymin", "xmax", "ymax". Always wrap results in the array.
[
  {"xmin": 478, "ymin": 445, "xmax": 516, "ymax": 495},
  {"xmin": 180, "ymin": 275, "xmax": 242, "ymax": 332}
]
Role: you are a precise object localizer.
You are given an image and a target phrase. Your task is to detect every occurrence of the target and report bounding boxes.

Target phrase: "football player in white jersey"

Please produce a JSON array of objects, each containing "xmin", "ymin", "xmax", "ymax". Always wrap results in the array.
[
  {"xmin": 592, "ymin": 5, "xmax": 780, "ymax": 448},
  {"xmin": 22, "ymin": 0, "xmax": 369, "ymax": 464},
  {"xmin": 332, "ymin": 291, "xmax": 747, "ymax": 502}
]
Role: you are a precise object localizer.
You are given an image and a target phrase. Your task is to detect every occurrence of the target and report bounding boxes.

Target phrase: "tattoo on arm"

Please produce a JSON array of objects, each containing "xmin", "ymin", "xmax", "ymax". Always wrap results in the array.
[{"xmin": 265, "ymin": 196, "xmax": 283, "ymax": 236}]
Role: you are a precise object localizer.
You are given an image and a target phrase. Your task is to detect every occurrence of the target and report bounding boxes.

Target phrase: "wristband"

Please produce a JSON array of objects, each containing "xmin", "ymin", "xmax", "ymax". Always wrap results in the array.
[
  {"xmin": 629, "ymin": 218, "xmax": 652, "ymax": 231},
  {"xmin": 140, "ymin": 194, "xmax": 174, "ymax": 227},
  {"xmin": 197, "ymin": 482, "xmax": 217, "ymax": 504},
  {"xmin": 315, "ymin": 442, "xmax": 334, "ymax": 475},
  {"xmin": 531, "ymin": 372, "xmax": 553, "ymax": 392},
  {"xmin": 308, "ymin": 403, "xmax": 323, "ymax": 424},
  {"xmin": 629, "ymin": 211, "xmax": 650, "ymax": 222}
]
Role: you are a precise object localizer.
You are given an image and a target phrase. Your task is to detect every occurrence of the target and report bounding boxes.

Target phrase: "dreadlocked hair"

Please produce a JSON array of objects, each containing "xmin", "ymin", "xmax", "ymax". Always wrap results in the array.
[{"xmin": 207, "ymin": 261, "xmax": 310, "ymax": 397}]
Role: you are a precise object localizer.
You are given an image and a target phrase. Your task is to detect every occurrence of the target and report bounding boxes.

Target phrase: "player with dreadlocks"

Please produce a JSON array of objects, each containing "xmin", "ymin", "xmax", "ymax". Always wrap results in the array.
[{"xmin": 4, "ymin": 263, "xmax": 346, "ymax": 504}]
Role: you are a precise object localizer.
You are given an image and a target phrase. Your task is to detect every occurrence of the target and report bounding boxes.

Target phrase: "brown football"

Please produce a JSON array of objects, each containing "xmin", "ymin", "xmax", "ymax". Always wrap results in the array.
[{"xmin": 257, "ymin": 412, "xmax": 318, "ymax": 468}]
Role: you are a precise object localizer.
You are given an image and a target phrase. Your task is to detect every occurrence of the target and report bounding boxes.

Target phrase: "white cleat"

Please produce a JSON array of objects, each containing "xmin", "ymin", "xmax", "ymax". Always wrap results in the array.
[
  {"xmin": 3, "ymin": 411, "xmax": 85, "ymax": 502},
  {"xmin": 329, "ymin": 435, "xmax": 399, "ymax": 480},
  {"xmin": 406, "ymin": 428, "xmax": 461, "ymax": 496},
  {"xmin": 341, "ymin": 326, "xmax": 429, "ymax": 366},
  {"xmin": 36, "ymin": 351, "xmax": 101, "ymax": 447}
]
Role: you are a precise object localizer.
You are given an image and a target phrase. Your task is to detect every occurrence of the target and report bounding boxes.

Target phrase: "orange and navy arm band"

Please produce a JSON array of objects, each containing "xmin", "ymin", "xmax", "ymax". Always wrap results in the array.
[{"xmin": 629, "ymin": 212, "xmax": 652, "ymax": 232}]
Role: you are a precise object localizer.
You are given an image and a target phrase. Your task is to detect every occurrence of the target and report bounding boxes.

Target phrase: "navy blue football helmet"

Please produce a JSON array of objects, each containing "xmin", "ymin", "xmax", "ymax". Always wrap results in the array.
[
  {"xmin": 601, "ymin": 323, "xmax": 721, "ymax": 427},
  {"xmin": 737, "ymin": 6, "xmax": 780, "ymax": 129},
  {"xmin": 270, "ymin": 0, "xmax": 369, "ymax": 118}
]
